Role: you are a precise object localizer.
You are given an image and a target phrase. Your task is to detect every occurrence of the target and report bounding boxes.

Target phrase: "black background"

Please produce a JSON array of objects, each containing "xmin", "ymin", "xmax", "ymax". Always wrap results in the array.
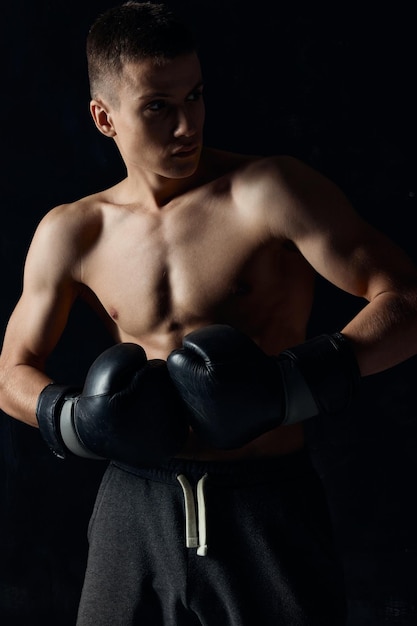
[{"xmin": 1, "ymin": 1, "xmax": 417, "ymax": 624}]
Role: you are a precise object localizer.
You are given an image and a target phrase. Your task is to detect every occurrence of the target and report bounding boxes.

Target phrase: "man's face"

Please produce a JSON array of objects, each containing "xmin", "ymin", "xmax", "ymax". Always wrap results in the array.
[{"xmin": 106, "ymin": 52, "xmax": 205, "ymax": 180}]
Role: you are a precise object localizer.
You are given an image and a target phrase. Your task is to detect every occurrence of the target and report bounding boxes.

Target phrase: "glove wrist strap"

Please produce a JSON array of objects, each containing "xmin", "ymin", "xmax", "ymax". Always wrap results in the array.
[
  {"xmin": 279, "ymin": 332, "xmax": 361, "ymax": 424},
  {"xmin": 59, "ymin": 398, "xmax": 105, "ymax": 460},
  {"xmin": 36, "ymin": 383, "xmax": 79, "ymax": 459}
]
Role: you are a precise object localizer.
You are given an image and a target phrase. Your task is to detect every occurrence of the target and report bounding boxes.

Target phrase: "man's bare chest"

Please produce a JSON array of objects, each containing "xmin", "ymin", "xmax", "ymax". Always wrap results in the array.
[{"xmin": 79, "ymin": 202, "xmax": 313, "ymax": 345}]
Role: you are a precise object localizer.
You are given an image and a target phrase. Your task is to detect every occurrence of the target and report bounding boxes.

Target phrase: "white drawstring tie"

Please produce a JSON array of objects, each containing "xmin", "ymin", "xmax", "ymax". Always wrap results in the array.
[{"xmin": 177, "ymin": 473, "xmax": 208, "ymax": 556}]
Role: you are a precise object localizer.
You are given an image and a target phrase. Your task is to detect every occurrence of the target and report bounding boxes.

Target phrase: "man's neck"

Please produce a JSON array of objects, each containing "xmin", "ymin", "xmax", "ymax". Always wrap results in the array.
[{"xmin": 118, "ymin": 148, "xmax": 215, "ymax": 209}]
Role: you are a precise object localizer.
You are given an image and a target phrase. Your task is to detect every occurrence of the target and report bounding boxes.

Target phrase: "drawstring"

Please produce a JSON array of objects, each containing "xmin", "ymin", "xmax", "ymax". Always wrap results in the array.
[
  {"xmin": 177, "ymin": 473, "xmax": 208, "ymax": 556},
  {"xmin": 196, "ymin": 474, "xmax": 208, "ymax": 556},
  {"xmin": 176, "ymin": 474, "xmax": 198, "ymax": 549}
]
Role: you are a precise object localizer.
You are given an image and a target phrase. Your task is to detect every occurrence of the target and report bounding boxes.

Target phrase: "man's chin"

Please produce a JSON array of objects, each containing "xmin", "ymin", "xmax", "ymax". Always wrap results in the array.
[{"xmin": 166, "ymin": 158, "xmax": 201, "ymax": 179}]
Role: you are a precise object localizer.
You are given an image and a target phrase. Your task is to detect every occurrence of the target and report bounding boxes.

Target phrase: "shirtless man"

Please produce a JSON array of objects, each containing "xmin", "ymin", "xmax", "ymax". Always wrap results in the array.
[{"xmin": 1, "ymin": 2, "xmax": 417, "ymax": 625}]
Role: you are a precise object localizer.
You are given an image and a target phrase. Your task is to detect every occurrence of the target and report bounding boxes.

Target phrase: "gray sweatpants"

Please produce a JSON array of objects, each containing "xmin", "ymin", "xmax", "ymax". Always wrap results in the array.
[{"xmin": 77, "ymin": 449, "xmax": 346, "ymax": 625}]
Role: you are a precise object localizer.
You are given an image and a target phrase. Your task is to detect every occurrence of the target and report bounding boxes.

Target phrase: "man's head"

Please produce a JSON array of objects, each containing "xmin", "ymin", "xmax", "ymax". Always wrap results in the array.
[
  {"xmin": 87, "ymin": 1, "xmax": 196, "ymax": 105},
  {"xmin": 87, "ymin": 2, "xmax": 204, "ymax": 182}
]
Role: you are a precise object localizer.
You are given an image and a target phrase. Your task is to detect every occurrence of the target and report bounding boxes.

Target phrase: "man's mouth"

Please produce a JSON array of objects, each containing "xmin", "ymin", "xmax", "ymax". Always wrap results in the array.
[{"xmin": 172, "ymin": 144, "xmax": 199, "ymax": 157}]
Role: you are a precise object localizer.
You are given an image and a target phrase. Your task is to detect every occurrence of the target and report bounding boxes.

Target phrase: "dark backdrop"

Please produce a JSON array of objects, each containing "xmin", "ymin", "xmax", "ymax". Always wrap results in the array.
[{"xmin": 1, "ymin": 1, "xmax": 417, "ymax": 624}]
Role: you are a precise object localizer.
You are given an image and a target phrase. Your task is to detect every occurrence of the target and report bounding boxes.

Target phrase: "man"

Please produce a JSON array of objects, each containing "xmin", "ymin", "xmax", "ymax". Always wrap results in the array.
[{"xmin": 1, "ymin": 2, "xmax": 417, "ymax": 624}]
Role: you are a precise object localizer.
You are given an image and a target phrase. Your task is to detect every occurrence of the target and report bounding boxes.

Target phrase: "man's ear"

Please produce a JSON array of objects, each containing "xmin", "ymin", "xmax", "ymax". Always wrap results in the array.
[{"xmin": 90, "ymin": 99, "xmax": 116, "ymax": 137}]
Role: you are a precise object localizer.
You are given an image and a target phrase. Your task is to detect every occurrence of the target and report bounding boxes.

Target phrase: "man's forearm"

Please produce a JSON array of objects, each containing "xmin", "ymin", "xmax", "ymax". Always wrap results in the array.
[
  {"xmin": 342, "ymin": 291, "xmax": 417, "ymax": 376},
  {"xmin": 0, "ymin": 364, "xmax": 52, "ymax": 427}
]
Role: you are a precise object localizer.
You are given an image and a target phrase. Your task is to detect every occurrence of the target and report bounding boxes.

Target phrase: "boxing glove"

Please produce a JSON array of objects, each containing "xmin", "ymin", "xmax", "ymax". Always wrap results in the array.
[
  {"xmin": 36, "ymin": 342, "xmax": 189, "ymax": 466},
  {"xmin": 167, "ymin": 324, "xmax": 361, "ymax": 448}
]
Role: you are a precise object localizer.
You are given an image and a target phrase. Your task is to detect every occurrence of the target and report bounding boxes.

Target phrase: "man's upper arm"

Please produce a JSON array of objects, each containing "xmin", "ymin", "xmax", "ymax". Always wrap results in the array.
[
  {"xmin": 1, "ymin": 207, "xmax": 79, "ymax": 370},
  {"xmin": 262, "ymin": 156, "xmax": 417, "ymax": 302}
]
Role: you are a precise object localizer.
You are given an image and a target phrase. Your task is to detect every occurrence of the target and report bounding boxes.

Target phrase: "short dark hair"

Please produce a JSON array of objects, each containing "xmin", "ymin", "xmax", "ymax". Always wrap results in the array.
[{"xmin": 86, "ymin": 1, "xmax": 196, "ymax": 100}]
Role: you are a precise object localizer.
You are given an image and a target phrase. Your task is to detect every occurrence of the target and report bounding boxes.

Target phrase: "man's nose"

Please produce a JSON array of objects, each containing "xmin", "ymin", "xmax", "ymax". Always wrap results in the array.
[{"xmin": 173, "ymin": 107, "xmax": 196, "ymax": 138}]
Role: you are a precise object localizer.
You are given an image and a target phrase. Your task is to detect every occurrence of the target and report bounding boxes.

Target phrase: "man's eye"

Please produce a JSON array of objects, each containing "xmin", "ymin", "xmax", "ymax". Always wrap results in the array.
[
  {"xmin": 187, "ymin": 90, "xmax": 203, "ymax": 102},
  {"xmin": 147, "ymin": 100, "xmax": 166, "ymax": 112}
]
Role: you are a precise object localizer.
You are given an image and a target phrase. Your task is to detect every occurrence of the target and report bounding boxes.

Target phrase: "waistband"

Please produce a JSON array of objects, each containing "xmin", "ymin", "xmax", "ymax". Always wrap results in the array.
[{"xmin": 112, "ymin": 447, "xmax": 313, "ymax": 487}]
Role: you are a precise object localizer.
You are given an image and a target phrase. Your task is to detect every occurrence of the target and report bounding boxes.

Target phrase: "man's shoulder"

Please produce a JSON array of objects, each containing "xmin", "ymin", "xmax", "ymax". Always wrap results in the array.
[
  {"xmin": 233, "ymin": 154, "xmax": 306, "ymax": 183},
  {"xmin": 226, "ymin": 153, "xmax": 308, "ymax": 205},
  {"xmin": 37, "ymin": 191, "xmax": 105, "ymax": 239},
  {"xmin": 217, "ymin": 153, "xmax": 333, "ymax": 240},
  {"xmin": 27, "ymin": 192, "xmax": 108, "ymax": 277},
  {"xmin": 204, "ymin": 149, "xmax": 304, "ymax": 191}
]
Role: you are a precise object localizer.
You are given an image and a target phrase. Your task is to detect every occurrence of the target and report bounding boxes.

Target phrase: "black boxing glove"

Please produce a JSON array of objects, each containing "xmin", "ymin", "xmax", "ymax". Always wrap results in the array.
[
  {"xmin": 36, "ymin": 342, "xmax": 189, "ymax": 466},
  {"xmin": 167, "ymin": 324, "xmax": 360, "ymax": 448}
]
